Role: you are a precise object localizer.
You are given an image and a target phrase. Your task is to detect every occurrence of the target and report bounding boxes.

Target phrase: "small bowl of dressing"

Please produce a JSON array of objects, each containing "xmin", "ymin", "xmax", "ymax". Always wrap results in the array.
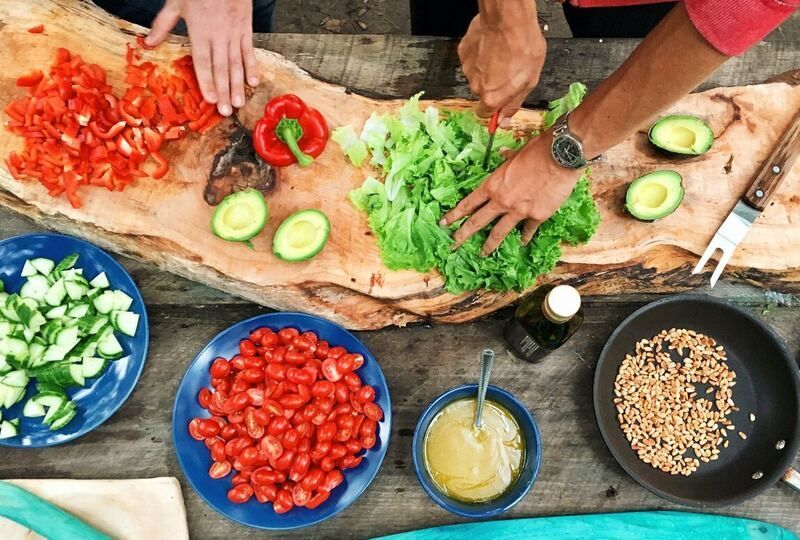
[{"xmin": 412, "ymin": 384, "xmax": 542, "ymax": 518}]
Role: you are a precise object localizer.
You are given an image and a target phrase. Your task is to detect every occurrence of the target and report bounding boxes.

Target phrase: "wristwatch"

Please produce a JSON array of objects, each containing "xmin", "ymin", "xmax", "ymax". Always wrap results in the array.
[{"xmin": 551, "ymin": 112, "xmax": 587, "ymax": 169}]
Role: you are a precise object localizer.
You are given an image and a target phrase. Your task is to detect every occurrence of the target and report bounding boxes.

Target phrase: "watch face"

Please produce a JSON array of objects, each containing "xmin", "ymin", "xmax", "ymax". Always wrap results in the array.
[{"xmin": 552, "ymin": 135, "xmax": 585, "ymax": 169}]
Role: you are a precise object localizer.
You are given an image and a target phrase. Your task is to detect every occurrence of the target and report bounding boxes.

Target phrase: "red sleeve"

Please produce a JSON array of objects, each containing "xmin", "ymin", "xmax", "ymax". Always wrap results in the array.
[{"xmin": 685, "ymin": 0, "xmax": 800, "ymax": 56}]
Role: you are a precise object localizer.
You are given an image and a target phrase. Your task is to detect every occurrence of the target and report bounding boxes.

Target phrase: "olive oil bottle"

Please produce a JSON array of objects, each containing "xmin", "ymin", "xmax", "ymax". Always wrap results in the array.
[{"xmin": 504, "ymin": 284, "xmax": 583, "ymax": 363}]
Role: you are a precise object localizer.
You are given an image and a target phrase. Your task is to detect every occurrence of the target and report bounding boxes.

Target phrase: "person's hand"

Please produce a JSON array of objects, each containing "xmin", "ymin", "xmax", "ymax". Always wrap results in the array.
[
  {"xmin": 146, "ymin": 0, "xmax": 259, "ymax": 117},
  {"xmin": 458, "ymin": 7, "xmax": 546, "ymax": 124},
  {"xmin": 440, "ymin": 134, "xmax": 582, "ymax": 255}
]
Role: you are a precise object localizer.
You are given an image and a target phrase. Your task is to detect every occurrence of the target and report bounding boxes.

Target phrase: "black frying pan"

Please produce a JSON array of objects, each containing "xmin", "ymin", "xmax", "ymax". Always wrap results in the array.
[{"xmin": 594, "ymin": 295, "xmax": 800, "ymax": 506}]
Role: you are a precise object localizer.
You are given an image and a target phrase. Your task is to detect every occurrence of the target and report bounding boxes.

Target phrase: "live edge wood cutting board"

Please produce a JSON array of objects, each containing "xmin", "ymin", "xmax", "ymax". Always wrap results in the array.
[{"xmin": 1, "ymin": 1, "xmax": 800, "ymax": 330}]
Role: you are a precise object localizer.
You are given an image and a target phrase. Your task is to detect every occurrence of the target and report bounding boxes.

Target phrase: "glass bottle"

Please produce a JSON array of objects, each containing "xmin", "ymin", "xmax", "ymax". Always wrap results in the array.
[{"xmin": 504, "ymin": 284, "xmax": 583, "ymax": 363}]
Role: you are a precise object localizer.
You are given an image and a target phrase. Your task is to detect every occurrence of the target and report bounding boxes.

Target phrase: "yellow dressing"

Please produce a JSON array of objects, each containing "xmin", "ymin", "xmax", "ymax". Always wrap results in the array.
[{"xmin": 423, "ymin": 398, "xmax": 524, "ymax": 503}]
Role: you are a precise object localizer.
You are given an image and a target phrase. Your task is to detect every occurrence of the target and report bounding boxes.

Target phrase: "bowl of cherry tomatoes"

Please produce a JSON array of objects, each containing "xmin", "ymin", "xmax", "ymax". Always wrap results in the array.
[{"xmin": 172, "ymin": 313, "xmax": 391, "ymax": 530}]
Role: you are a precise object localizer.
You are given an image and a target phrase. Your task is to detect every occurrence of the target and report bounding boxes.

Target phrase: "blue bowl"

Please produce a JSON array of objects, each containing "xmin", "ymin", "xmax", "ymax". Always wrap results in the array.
[
  {"xmin": 172, "ymin": 312, "xmax": 392, "ymax": 530},
  {"xmin": 0, "ymin": 233, "xmax": 149, "ymax": 447},
  {"xmin": 412, "ymin": 384, "xmax": 542, "ymax": 518}
]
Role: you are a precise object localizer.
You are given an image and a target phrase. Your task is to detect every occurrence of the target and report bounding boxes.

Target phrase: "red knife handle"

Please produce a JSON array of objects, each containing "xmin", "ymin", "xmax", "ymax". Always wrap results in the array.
[
  {"xmin": 743, "ymin": 107, "xmax": 800, "ymax": 212},
  {"xmin": 488, "ymin": 112, "xmax": 499, "ymax": 135}
]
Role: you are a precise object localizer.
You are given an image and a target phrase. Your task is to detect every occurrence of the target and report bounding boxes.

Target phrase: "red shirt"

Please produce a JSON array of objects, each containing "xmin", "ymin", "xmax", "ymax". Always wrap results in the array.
[{"xmin": 569, "ymin": 0, "xmax": 799, "ymax": 55}]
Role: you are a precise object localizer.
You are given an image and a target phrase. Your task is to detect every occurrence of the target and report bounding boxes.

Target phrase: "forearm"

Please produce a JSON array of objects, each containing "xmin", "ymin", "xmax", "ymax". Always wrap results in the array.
[
  {"xmin": 478, "ymin": 0, "xmax": 538, "ymax": 29},
  {"xmin": 569, "ymin": 2, "xmax": 728, "ymax": 159}
]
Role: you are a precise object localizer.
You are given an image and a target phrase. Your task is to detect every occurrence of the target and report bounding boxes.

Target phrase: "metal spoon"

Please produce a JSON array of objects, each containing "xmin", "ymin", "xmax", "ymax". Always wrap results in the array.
[{"xmin": 474, "ymin": 348, "xmax": 495, "ymax": 429}]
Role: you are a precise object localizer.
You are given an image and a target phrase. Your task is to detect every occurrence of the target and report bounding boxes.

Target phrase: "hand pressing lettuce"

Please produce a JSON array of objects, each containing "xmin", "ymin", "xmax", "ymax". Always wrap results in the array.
[{"xmin": 334, "ymin": 84, "xmax": 600, "ymax": 294}]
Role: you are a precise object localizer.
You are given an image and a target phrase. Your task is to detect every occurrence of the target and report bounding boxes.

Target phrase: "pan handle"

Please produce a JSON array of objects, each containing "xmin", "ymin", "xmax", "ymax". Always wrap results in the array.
[{"xmin": 784, "ymin": 468, "xmax": 800, "ymax": 493}]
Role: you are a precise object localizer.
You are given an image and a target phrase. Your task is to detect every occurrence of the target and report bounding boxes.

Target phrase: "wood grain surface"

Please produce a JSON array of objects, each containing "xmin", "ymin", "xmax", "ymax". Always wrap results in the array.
[
  {"xmin": 1, "ymin": 20, "xmax": 800, "ymax": 538},
  {"xmin": 2, "ymin": 1, "xmax": 800, "ymax": 330}
]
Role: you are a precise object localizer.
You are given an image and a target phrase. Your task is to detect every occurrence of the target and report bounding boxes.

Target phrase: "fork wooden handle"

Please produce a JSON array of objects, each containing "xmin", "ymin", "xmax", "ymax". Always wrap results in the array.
[{"xmin": 743, "ymin": 107, "xmax": 800, "ymax": 212}]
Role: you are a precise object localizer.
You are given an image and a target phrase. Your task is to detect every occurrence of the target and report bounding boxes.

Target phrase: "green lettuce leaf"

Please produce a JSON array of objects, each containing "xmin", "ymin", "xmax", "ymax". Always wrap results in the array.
[
  {"xmin": 347, "ymin": 84, "xmax": 600, "ymax": 294},
  {"xmin": 332, "ymin": 125, "xmax": 368, "ymax": 166}
]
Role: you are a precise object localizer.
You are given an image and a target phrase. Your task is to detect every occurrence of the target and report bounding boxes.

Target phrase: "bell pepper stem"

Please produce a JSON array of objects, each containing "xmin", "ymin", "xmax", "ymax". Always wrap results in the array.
[{"xmin": 276, "ymin": 118, "xmax": 314, "ymax": 167}]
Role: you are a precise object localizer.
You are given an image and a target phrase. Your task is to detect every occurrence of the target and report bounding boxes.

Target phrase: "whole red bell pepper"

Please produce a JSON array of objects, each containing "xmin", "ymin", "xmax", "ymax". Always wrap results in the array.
[{"xmin": 253, "ymin": 94, "xmax": 328, "ymax": 167}]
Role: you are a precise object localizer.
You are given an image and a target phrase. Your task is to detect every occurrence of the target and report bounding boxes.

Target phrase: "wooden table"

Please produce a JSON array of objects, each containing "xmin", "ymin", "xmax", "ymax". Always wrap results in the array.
[{"xmin": 1, "ymin": 34, "xmax": 799, "ymax": 539}]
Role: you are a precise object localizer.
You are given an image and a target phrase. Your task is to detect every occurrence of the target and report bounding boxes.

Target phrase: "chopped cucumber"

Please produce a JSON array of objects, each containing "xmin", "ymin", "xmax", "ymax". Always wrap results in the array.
[
  {"xmin": 112, "ymin": 291, "xmax": 133, "ymax": 311},
  {"xmin": 97, "ymin": 334, "xmax": 123, "ymax": 359},
  {"xmin": 65, "ymin": 281, "xmax": 89, "ymax": 301},
  {"xmin": 43, "ymin": 344, "xmax": 73, "ymax": 363},
  {"xmin": 52, "ymin": 253, "xmax": 79, "ymax": 280},
  {"xmin": 2, "ymin": 370, "xmax": 29, "ymax": 388},
  {"xmin": 23, "ymin": 399, "xmax": 46, "ymax": 418},
  {"xmin": 3, "ymin": 338, "xmax": 29, "ymax": 362},
  {"xmin": 81, "ymin": 357, "xmax": 109, "ymax": 378},
  {"xmin": 0, "ymin": 420, "xmax": 19, "ymax": 439},
  {"xmin": 20, "ymin": 275, "xmax": 49, "ymax": 302},
  {"xmin": 48, "ymin": 407, "xmax": 76, "ymax": 430},
  {"xmin": 43, "ymin": 399, "xmax": 71, "ymax": 424},
  {"xmin": 93, "ymin": 291, "xmax": 115, "ymax": 314},
  {"xmin": 54, "ymin": 326, "xmax": 80, "ymax": 349},
  {"xmin": 66, "ymin": 304, "xmax": 90, "ymax": 318},
  {"xmin": 69, "ymin": 364, "xmax": 85, "ymax": 387},
  {"xmin": 45, "ymin": 279, "xmax": 67, "ymax": 307},
  {"xmin": 32, "ymin": 393, "xmax": 67, "ymax": 408},
  {"xmin": 111, "ymin": 311, "xmax": 139, "ymax": 337},
  {"xmin": 30, "ymin": 258, "xmax": 55, "ymax": 276},
  {"xmin": 89, "ymin": 272, "xmax": 110, "ymax": 289},
  {"xmin": 45, "ymin": 305, "xmax": 68, "ymax": 319},
  {"xmin": 21, "ymin": 260, "xmax": 38, "ymax": 278}
]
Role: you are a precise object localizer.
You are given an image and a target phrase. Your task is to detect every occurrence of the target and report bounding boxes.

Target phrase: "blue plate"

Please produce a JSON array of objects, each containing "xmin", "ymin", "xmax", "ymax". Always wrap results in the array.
[
  {"xmin": 0, "ymin": 232, "xmax": 149, "ymax": 447},
  {"xmin": 412, "ymin": 384, "xmax": 542, "ymax": 518},
  {"xmin": 173, "ymin": 313, "xmax": 392, "ymax": 530}
]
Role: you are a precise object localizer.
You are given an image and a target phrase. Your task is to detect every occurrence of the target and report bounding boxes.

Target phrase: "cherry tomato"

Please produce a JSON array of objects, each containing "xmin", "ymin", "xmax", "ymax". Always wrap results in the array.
[
  {"xmin": 210, "ymin": 439, "xmax": 227, "ymax": 462},
  {"xmin": 252, "ymin": 466, "xmax": 278, "ymax": 485},
  {"xmin": 255, "ymin": 483, "xmax": 278, "ymax": 503},
  {"xmin": 327, "ymin": 346, "xmax": 346, "ymax": 359},
  {"xmin": 320, "ymin": 456, "xmax": 336, "ymax": 472},
  {"xmin": 297, "ymin": 437, "xmax": 311, "ymax": 454},
  {"xmin": 317, "ymin": 421, "xmax": 336, "ymax": 442},
  {"xmin": 361, "ymin": 433, "xmax": 376, "ymax": 449},
  {"xmin": 253, "ymin": 408, "xmax": 271, "ymax": 426},
  {"xmin": 246, "ymin": 388, "xmax": 265, "ymax": 407},
  {"xmin": 290, "ymin": 452, "xmax": 311, "ymax": 482},
  {"xmin": 188, "ymin": 418, "xmax": 205, "ymax": 440},
  {"xmin": 223, "ymin": 392, "xmax": 249, "ymax": 414},
  {"xmin": 273, "ymin": 489, "xmax": 294, "ymax": 514},
  {"xmin": 278, "ymin": 328, "xmax": 299, "ymax": 345},
  {"xmin": 231, "ymin": 380, "xmax": 249, "ymax": 395},
  {"xmin": 357, "ymin": 386, "xmax": 376, "ymax": 403},
  {"xmin": 231, "ymin": 473, "xmax": 249, "ymax": 486},
  {"xmin": 259, "ymin": 434, "xmax": 284, "ymax": 460},
  {"xmin": 310, "ymin": 380, "xmax": 334, "ymax": 398},
  {"xmin": 334, "ymin": 382, "xmax": 349, "ymax": 404},
  {"xmin": 240, "ymin": 339, "xmax": 257, "ymax": 357},
  {"xmin": 322, "ymin": 470, "xmax": 344, "ymax": 491},
  {"xmin": 268, "ymin": 416, "xmax": 290, "ymax": 436},
  {"xmin": 292, "ymin": 336, "xmax": 314, "ymax": 352},
  {"xmin": 210, "ymin": 358, "xmax": 231, "ymax": 378},
  {"xmin": 300, "ymin": 468, "xmax": 325, "ymax": 491},
  {"xmin": 284, "ymin": 350, "xmax": 306, "ymax": 365},
  {"xmin": 225, "ymin": 437, "xmax": 251, "ymax": 458},
  {"xmin": 198, "ymin": 388, "xmax": 212, "ymax": 408},
  {"xmin": 241, "ymin": 368, "xmax": 264, "ymax": 384},
  {"xmin": 280, "ymin": 394, "xmax": 307, "ymax": 410},
  {"xmin": 316, "ymin": 397, "xmax": 335, "ymax": 414},
  {"xmin": 249, "ymin": 328, "xmax": 265, "ymax": 343},
  {"xmin": 209, "ymin": 460, "xmax": 232, "ymax": 479},
  {"xmin": 292, "ymin": 484, "xmax": 311, "ymax": 507},
  {"xmin": 345, "ymin": 439, "xmax": 362, "ymax": 454},
  {"xmin": 321, "ymin": 358, "xmax": 342, "ymax": 382},
  {"xmin": 310, "ymin": 440, "xmax": 331, "ymax": 460},
  {"xmin": 361, "ymin": 419, "xmax": 377, "ymax": 437},
  {"xmin": 227, "ymin": 483, "xmax": 254, "ymax": 504},
  {"xmin": 214, "ymin": 379, "xmax": 231, "ymax": 395},
  {"xmin": 342, "ymin": 372, "xmax": 361, "ymax": 390},
  {"xmin": 263, "ymin": 399, "xmax": 284, "ymax": 417},
  {"xmin": 295, "ymin": 421, "xmax": 314, "ymax": 439},
  {"xmin": 341, "ymin": 455, "xmax": 363, "ymax": 470},
  {"xmin": 337, "ymin": 415, "xmax": 355, "ymax": 430},
  {"xmin": 275, "ymin": 450, "xmax": 295, "ymax": 470},
  {"xmin": 335, "ymin": 428, "xmax": 352, "ymax": 442},
  {"xmin": 363, "ymin": 402, "xmax": 384, "ymax": 421},
  {"xmin": 265, "ymin": 363, "xmax": 287, "ymax": 381},
  {"xmin": 239, "ymin": 446, "xmax": 260, "ymax": 467},
  {"xmin": 231, "ymin": 355, "xmax": 247, "ymax": 371},
  {"xmin": 287, "ymin": 367, "xmax": 314, "ymax": 385},
  {"xmin": 300, "ymin": 331, "xmax": 318, "ymax": 344},
  {"xmin": 260, "ymin": 331, "xmax": 280, "ymax": 348},
  {"xmin": 315, "ymin": 340, "xmax": 330, "ymax": 359},
  {"xmin": 220, "ymin": 423, "xmax": 238, "ymax": 441},
  {"xmin": 350, "ymin": 354, "xmax": 364, "ymax": 370},
  {"xmin": 305, "ymin": 489, "xmax": 330, "ymax": 509},
  {"xmin": 329, "ymin": 443, "xmax": 347, "ymax": 460},
  {"xmin": 197, "ymin": 419, "xmax": 221, "ymax": 438},
  {"xmin": 336, "ymin": 355, "xmax": 356, "ymax": 373},
  {"xmin": 244, "ymin": 356, "xmax": 265, "ymax": 370}
]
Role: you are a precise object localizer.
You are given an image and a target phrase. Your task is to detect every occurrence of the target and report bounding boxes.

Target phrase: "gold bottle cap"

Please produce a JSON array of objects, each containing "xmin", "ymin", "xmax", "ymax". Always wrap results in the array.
[{"xmin": 543, "ymin": 285, "xmax": 581, "ymax": 323}]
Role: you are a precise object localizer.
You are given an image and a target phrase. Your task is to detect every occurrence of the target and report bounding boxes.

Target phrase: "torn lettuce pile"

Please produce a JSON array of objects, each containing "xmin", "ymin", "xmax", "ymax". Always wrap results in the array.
[{"xmin": 335, "ymin": 83, "xmax": 600, "ymax": 294}]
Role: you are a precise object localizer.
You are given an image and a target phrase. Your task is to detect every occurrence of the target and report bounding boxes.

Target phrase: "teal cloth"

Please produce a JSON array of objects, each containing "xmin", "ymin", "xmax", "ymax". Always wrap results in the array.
[
  {"xmin": 0, "ymin": 481, "xmax": 111, "ymax": 540},
  {"xmin": 374, "ymin": 511, "xmax": 798, "ymax": 540}
]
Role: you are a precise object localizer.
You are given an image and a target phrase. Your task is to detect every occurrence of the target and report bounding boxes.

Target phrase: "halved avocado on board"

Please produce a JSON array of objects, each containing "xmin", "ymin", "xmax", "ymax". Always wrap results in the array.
[
  {"xmin": 648, "ymin": 115, "xmax": 714, "ymax": 156},
  {"xmin": 625, "ymin": 170, "xmax": 684, "ymax": 222},
  {"xmin": 211, "ymin": 189, "xmax": 269, "ymax": 242},
  {"xmin": 273, "ymin": 209, "xmax": 331, "ymax": 262}
]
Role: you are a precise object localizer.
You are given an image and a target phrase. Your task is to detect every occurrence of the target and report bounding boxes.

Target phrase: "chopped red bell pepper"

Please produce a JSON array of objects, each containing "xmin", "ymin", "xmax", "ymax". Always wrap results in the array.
[
  {"xmin": 16, "ymin": 70, "xmax": 44, "ymax": 88},
  {"xmin": 252, "ymin": 94, "xmax": 329, "ymax": 167},
  {"xmin": 27, "ymin": 24, "xmax": 45, "ymax": 34}
]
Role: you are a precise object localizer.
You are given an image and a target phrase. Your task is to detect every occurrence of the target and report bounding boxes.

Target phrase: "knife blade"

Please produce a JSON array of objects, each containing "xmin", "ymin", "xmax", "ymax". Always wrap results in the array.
[
  {"xmin": 482, "ymin": 112, "xmax": 500, "ymax": 170},
  {"xmin": 692, "ymin": 107, "xmax": 800, "ymax": 287}
]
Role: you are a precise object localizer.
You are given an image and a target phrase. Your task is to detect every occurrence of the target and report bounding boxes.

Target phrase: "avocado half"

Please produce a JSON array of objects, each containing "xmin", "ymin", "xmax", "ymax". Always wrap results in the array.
[
  {"xmin": 210, "ymin": 189, "xmax": 269, "ymax": 242},
  {"xmin": 273, "ymin": 209, "xmax": 331, "ymax": 262},
  {"xmin": 625, "ymin": 170, "xmax": 684, "ymax": 222},
  {"xmin": 648, "ymin": 115, "xmax": 714, "ymax": 156}
]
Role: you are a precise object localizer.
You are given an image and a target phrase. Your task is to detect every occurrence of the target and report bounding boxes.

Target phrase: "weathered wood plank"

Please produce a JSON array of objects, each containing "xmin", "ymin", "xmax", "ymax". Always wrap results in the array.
[
  {"xmin": 253, "ymin": 35, "xmax": 800, "ymax": 103},
  {"xmin": 0, "ymin": 302, "xmax": 796, "ymax": 538},
  {"xmin": 4, "ymin": 211, "xmax": 797, "ymax": 309}
]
